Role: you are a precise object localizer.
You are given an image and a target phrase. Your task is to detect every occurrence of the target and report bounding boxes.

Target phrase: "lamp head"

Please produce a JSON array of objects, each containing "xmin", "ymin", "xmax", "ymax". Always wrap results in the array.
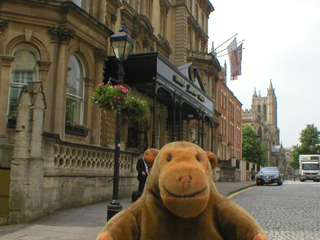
[{"xmin": 110, "ymin": 23, "xmax": 134, "ymax": 61}]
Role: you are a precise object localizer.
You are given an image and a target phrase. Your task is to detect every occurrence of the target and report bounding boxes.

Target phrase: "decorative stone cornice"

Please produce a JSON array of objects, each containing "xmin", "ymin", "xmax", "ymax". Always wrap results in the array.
[
  {"xmin": 94, "ymin": 48, "xmax": 106, "ymax": 62},
  {"xmin": 47, "ymin": 26, "xmax": 75, "ymax": 43},
  {"xmin": 0, "ymin": 18, "xmax": 8, "ymax": 32},
  {"xmin": 0, "ymin": 55, "xmax": 15, "ymax": 66},
  {"xmin": 160, "ymin": 0, "xmax": 172, "ymax": 13}
]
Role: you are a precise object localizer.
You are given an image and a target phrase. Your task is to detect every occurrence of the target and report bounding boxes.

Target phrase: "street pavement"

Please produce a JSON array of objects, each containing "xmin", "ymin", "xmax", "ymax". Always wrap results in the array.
[
  {"xmin": 0, "ymin": 181, "xmax": 256, "ymax": 240},
  {"xmin": 231, "ymin": 181, "xmax": 320, "ymax": 240}
]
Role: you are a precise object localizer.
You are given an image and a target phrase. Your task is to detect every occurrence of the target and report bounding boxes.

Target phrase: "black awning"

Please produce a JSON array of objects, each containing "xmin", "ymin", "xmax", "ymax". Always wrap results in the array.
[
  {"xmin": 104, "ymin": 52, "xmax": 215, "ymax": 120},
  {"xmin": 105, "ymin": 52, "xmax": 158, "ymax": 84}
]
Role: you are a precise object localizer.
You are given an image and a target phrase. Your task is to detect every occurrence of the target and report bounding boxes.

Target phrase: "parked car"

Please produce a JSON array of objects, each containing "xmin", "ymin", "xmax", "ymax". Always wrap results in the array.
[{"xmin": 256, "ymin": 167, "xmax": 283, "ymax": 186}]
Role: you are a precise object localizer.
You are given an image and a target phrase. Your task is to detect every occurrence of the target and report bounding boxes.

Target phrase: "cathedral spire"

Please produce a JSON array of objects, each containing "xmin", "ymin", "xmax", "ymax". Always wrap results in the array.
[
  {"xmin": 269, "ymin": 79, "xmax": 274, "ymax": 93},
  {"xmin": 253, "ymin": 87, "xmax": 257, "ymax": 98}
]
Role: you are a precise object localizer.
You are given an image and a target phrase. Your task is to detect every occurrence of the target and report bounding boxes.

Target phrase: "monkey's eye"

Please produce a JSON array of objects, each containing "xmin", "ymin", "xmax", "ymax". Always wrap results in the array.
[
  {"xmin": 167, "ymin": 155, "xmax": 172, "ymax": 162},
  {"xmin": 196, "ymin": 156, "xmax": 201, "ymax": 162}
]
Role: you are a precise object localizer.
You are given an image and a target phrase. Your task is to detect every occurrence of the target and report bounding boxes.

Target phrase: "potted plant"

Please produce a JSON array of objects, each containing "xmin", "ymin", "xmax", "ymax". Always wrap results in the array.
[
  {"xmin": 91, "ymin": 83, "xmax": 149, "ymax": 122},
  {"xmin": 65, "ymin": 120, "xmax": 90, "ymax": 137}
]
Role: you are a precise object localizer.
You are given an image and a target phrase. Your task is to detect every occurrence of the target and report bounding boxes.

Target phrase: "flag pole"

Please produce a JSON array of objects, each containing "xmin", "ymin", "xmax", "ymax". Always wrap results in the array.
[
  {"xmin": 216, "ymin": 39, "xmax": 245, "ymax": 55},
  {"xmin": 214, "ymin": 33, "xmax": 238, "ymax": 50},
  {"xmin": 217, "ymin": 48, "xmax": 245, "ymax": 59}
]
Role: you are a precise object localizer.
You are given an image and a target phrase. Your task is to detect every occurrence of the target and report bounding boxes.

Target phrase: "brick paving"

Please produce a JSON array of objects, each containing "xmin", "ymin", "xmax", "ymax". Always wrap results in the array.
[{"xmin": 0, "ymin": 181, "xmax": 255, "ymax": 240}]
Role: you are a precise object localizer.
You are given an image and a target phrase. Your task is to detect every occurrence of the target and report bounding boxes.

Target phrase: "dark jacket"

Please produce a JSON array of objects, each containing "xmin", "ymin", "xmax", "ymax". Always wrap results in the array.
[{"xmin": 136, "ymin": 157, "xmax": 148, "ymax": 181}]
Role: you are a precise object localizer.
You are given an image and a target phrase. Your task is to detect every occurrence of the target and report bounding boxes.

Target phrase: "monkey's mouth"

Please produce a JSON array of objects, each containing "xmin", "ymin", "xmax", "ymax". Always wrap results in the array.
[{"xmin": 163, "ymin": 185, "xmax": 207, "ymax": 198}]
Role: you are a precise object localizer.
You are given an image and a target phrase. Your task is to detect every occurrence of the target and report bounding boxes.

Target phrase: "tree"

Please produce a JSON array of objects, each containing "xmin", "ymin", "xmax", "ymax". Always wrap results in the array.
[
  {"xmin": 289, "ymin": 124, "xmax": 320, "ymax": 169},
  {"xmin": 242, "ymin": 125, "xmax": 267, "ymax": 166}
]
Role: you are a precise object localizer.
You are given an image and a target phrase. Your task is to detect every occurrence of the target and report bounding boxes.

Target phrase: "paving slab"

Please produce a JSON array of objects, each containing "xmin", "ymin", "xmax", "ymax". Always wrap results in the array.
[{"xmin": 0, "ymin": 181, "xmax": 255, "ymax": 240}]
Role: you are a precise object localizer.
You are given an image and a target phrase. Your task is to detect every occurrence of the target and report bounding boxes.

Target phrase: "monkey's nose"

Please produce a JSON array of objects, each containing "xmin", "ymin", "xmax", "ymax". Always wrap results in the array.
[{"xmin": 179, "ymin": 175, "xmax": 192, "ymax": 182}]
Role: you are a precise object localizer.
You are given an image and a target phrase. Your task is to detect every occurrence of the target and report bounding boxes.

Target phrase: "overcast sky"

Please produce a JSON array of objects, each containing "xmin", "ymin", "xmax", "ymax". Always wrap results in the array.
[{"xmin": 208, "ymin": 0, "xmax": 320, "ymax": 148}]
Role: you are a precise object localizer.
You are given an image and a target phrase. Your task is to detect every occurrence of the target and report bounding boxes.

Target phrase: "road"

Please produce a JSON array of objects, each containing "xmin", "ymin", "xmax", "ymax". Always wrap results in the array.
[{"xmin": 231, "ymin": 180, "xmax": 320, "ymax": 240}]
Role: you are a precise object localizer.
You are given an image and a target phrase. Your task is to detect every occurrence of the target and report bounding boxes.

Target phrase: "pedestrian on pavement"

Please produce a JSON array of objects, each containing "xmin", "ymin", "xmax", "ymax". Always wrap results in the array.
[
  {"xmin": 136, "ymin": 154, "xmax": 150, "ymax": 192},
  {"xmin": 250, "ymin": 166, "xmax": 256, "ymax": 181}
]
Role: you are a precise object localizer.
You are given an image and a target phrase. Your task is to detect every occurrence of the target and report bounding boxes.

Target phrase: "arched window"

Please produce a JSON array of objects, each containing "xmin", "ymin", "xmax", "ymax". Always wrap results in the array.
[
  {"xmin": 66, "ymin": 55, "xmax": 85, "ymax": 125},
  {"xmin": 8, "ymin": 45, "xmax": 39, "ymax": 118},
  {"xmin": 258, "ymin": 105, "xmax": 261, "ymax": 112},
  {"xmin": 263, "ymin": 105, "xmax": 267, "ymax": 121}
]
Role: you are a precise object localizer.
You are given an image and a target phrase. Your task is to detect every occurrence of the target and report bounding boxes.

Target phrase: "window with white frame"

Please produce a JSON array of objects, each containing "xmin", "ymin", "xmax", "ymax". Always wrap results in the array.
[
  {"xmin": 224, "ymin": 118, "xmax": 226, "ymax": 136},
  {"xmin": 66, "ymin": 55, "xmax": 85, "ymax": 125},
  {"xmin": 136, "ymin": 0, "xmax": 141, "ymax": 13},
  {"xmin": 145, "ymin": 0, "xmax": 150, "ymax": 17},
  {"xmin": 220, "ymin": 115, "xmax": 224, "ymax": 136},
  {"xmin": 230, "ymin": 100, "xmax": 234, "ymax": 117},
  {"xmin": 160, "ymin": 11, "xmax": 166, "ymax": 36},
  {"xmin": 8, "ymin": 46, "xmax": 39, "ymax": 119}
]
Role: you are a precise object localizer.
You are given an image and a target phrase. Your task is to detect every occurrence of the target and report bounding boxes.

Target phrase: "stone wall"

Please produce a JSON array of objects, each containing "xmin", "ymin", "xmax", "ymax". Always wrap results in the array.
[
  {"xmin": 41, "ymin": 133, "xmax": 139, "ymax": 217},
  {"xmin": 8, "ymin": 82, "xmax": 140, "ymax": 224}
]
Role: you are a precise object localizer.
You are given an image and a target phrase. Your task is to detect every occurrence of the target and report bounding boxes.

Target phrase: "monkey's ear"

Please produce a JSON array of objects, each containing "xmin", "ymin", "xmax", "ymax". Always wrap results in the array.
[
  {"xmin": 144, "ymin": 148, "xmax": 159, "ymax": 164},
  {"xmin": 206, "ymin": 152, "xmax": 218, "ymax": 169}
]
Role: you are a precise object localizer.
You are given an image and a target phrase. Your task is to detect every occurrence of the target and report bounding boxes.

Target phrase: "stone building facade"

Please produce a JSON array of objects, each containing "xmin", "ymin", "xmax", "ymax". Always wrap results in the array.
[
  {"xmin": 0, "ymin": 0, "xmax": 221, "ymax": 224},
  {"xmin": 242, "ymin": 80, "xmax": 284, "ymax": 168}
]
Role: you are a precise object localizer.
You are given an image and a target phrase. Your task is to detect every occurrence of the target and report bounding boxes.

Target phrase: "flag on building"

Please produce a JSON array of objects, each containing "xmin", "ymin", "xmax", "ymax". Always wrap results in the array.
[
  {"xmin": 227, "ymin": 38, "xmax": 243, "ymax": 80},
  {"xmin": 233, "ymin": 43, "xmax": 243, "ymax": 78}
]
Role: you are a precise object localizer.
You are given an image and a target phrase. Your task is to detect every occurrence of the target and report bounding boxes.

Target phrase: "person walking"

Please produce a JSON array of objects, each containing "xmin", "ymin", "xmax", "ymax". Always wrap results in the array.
[
  {"xmin": 250, "ymin": 166, "xmax": 256, "ymax": 181},
  {"xmin": 132, "ymin": 149, "xmax": 157, "ymax": 202},
  {"xmin": 136, "ymin": 155, "xmax": 150, "ymax": 192}
]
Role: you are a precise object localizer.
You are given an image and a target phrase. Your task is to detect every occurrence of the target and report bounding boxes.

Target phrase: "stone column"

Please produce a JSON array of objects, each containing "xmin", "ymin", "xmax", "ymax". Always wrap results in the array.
[
  {"xmin": 38, "ymin": 60, "xmax": 51, "ymax": 132},
  {"xmin": 9, "ymin": 82, "xmax": 47, "ymax": 224},
  {"xmin": 98, "ymin": 0, "xmax": 106, "ymax": 23},
  {"xmin": 47, "ymin": 26, "xmax": 75, "ymax": 138},
  {"xmin": 0, "ymin": 18, "xmax": 8, "ymax": 54},
  {"xmin": 0, "ymin": 56, "xmax": 15, "ymax": 144},
  {"xmin": 90, "ymin": 48, "xmax": 106, "ymax": 145}
]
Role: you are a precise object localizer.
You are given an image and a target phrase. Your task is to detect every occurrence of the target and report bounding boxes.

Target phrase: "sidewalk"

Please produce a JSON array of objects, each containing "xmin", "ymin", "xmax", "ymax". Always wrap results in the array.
[{"xmin": 0, "ymin": 181, "xmax": 255, "ymax": 240}]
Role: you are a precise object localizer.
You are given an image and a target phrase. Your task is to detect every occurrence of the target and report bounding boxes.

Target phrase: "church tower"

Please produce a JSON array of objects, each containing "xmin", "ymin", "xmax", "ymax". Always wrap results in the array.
[
  {"xmin": 242, "ymin": 80, "xmax": 281, "ymax": 166},
  {"xmin": 267, "ymin": 80, "xmax": 280, "ymax": 145}
]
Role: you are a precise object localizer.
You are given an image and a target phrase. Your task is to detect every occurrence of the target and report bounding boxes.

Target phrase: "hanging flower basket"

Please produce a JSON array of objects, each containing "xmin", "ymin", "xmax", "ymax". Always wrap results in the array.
[{"xmin": 91, "ymin": 83, "xmax": 149, "ymax": 122}]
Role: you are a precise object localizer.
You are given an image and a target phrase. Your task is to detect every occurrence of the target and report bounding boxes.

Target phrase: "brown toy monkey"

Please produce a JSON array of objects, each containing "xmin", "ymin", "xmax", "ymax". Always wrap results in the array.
[{"xmin": 96, "ymin": 141, "xmax": 268, "ymax": 240}]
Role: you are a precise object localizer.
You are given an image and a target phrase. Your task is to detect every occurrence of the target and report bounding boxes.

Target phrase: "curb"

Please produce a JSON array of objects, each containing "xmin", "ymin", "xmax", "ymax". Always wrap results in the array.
[{"xmin": 225, "ymin": 184, "xmax": 256, "ymax": 198}]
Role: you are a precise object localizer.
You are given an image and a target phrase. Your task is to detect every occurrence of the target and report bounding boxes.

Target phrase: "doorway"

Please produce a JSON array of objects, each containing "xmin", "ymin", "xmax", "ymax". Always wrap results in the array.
[{"xmin": 127, "ymin": 127, "xmax": 147, "ymax": 153}]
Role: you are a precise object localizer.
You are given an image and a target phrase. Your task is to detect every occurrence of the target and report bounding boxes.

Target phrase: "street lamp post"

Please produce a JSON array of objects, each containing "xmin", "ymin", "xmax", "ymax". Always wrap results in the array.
[{"xmin": 107, "ymin": 23, "xmax": 134, "ymax": 221}]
